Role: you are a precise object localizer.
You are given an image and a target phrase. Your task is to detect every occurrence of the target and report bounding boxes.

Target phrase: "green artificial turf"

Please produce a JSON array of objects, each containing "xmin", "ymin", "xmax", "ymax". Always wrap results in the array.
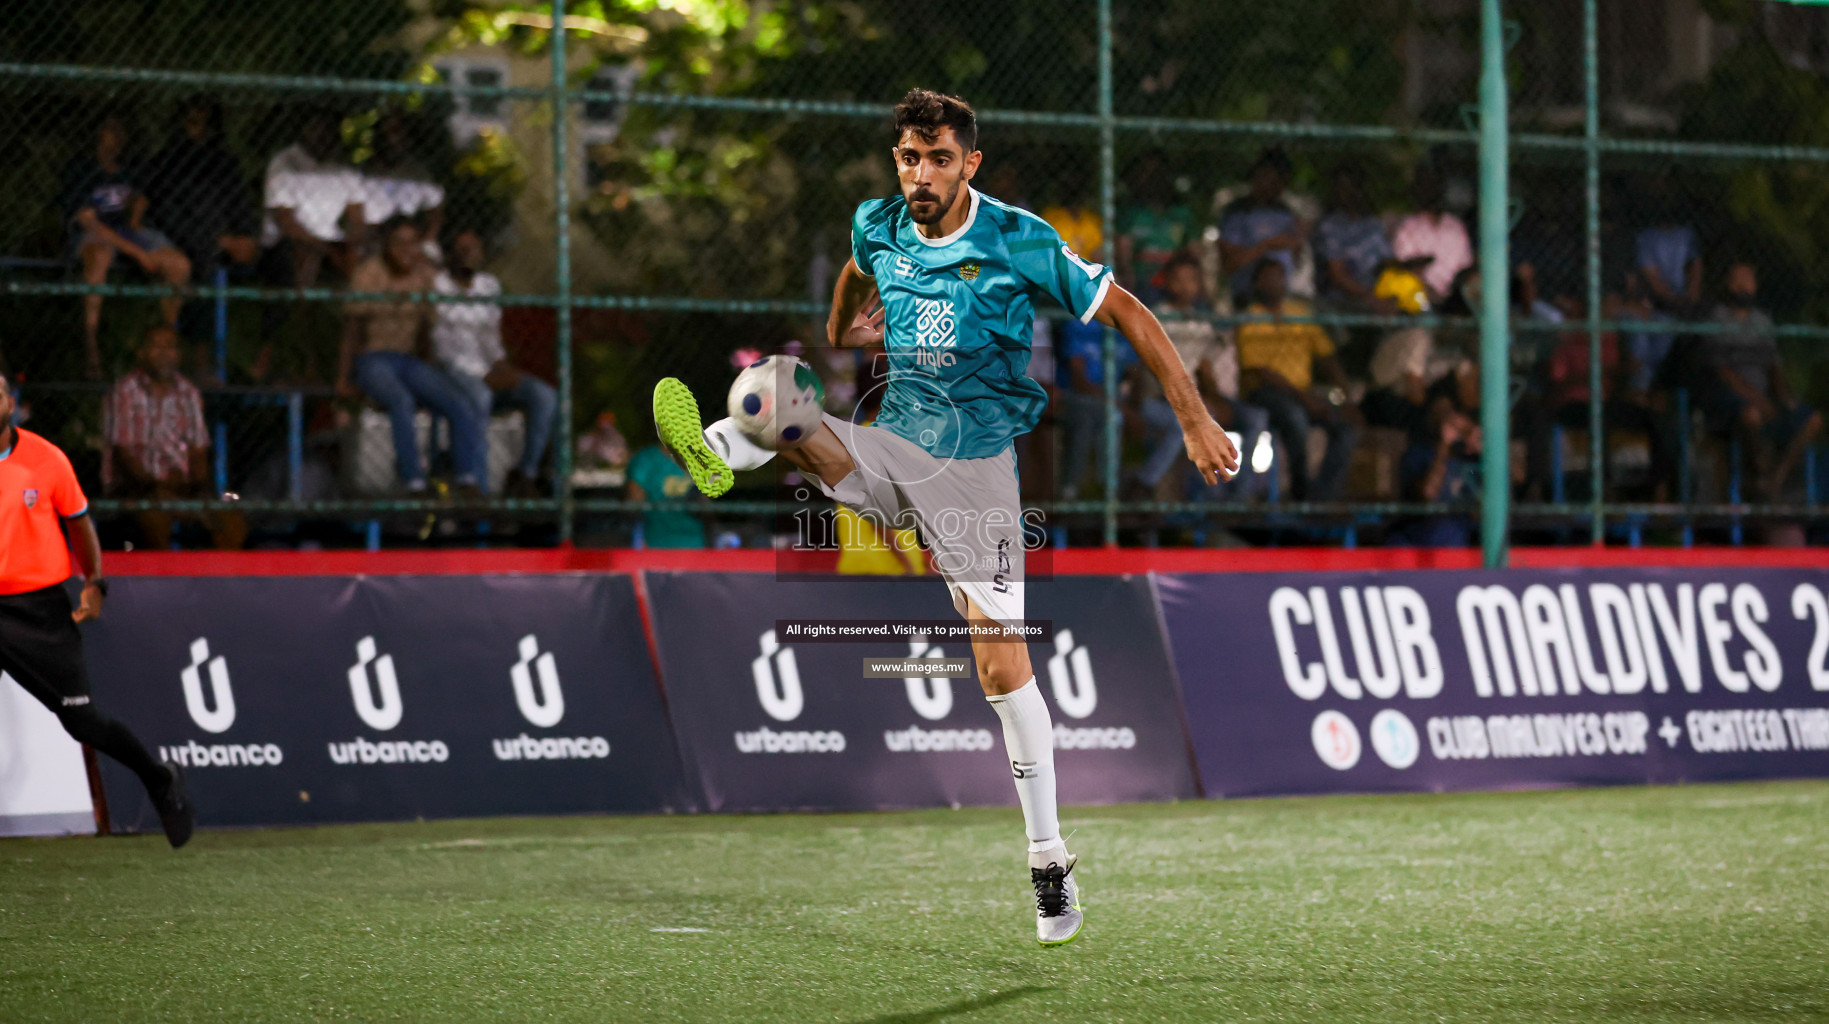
[{"xmin": 3, "ymin": 781, "xmax": 1827, "ymax": 1023}]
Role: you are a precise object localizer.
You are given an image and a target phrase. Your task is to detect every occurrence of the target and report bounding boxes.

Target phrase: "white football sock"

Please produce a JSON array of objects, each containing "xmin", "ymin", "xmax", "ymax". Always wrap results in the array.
[
  {"xmin": 986, "ymin": 677, "xmax": 1060, "ymax": 853},
  {"xmin": 705, "ymin": 416, "xmax": 775, "ymax": 471}
]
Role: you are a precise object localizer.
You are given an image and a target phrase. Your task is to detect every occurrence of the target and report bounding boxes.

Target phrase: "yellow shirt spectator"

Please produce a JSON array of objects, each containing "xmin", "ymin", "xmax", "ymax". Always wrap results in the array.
[{"xmin": 1236, "ymin": 298, "xmax": 1333, "ymax": 392}]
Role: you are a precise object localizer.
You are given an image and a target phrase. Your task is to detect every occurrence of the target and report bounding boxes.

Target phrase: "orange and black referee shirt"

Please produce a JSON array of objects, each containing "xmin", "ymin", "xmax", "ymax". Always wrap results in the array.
[{"xmin": 0, "ymin": 428, "xmax": 88, "ymax": 596}]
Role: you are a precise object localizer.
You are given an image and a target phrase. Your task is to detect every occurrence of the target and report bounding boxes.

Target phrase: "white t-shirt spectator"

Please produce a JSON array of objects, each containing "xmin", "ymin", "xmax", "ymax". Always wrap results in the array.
[
  {"xmin": 261, "ymin": 143, "xmax": 366, "ymax": 247},
  {"xmin": 432, "ymin": 269, "xmax": 505, "ymax": 380},
  {"xmin": 1391, "ymin": 211, "xmax": 1473, "ymax": 299}
]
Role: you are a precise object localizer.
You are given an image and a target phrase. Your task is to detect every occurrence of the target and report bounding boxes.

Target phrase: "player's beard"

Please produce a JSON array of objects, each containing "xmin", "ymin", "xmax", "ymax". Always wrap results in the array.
[{"xmin": 907, "ymin": 179, "xmax": 961, "ymax": 225}]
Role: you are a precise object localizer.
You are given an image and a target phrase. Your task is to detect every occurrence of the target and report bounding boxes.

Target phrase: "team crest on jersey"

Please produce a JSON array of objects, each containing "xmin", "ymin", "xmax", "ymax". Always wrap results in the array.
[
  {"xmin": 22, "ymin": 488, "xmax": 38, "ymax": 508},
  {"xmin": 957, "ymin": 262, "xmax": 981, "ymax": 282}
]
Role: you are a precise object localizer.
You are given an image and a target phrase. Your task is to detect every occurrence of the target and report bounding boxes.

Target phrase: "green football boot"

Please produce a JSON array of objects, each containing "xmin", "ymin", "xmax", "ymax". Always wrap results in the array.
[{"xmin": 652, "ymin": 378, "xmax": 734, "ymax": 498}]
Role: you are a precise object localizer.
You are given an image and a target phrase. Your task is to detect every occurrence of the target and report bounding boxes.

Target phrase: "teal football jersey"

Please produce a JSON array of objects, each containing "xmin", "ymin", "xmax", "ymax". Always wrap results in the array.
[{"xmin": 850, "ymin": 187, "xmax": 1114, "ymax": 459}]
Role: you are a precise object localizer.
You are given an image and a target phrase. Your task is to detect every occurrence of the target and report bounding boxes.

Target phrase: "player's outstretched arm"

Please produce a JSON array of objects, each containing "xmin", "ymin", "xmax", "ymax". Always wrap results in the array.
[
  {"xmin": 1092, "ymin": 284, "xmax": 1241, "ymax": 485},
  {"xmin": 828, "ymin": 258, "xmax": 884, "ymax": 348}
]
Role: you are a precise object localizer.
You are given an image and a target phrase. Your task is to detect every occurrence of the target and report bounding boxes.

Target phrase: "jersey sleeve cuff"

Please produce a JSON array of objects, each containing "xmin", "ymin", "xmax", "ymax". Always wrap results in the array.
[
  {"xmin": 63, "ymin": 504, "xmax": 90, "ymax": 519},
  {"xmin": 1077, "ymin": 273, "xmax": 1114, "ymax": 324}
]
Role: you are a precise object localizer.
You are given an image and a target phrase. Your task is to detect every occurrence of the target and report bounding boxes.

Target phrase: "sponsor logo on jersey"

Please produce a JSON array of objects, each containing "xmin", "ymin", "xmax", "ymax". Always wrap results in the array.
[
  {"xmin": 894, "ymin": 255, "xmax": 918, "ymax": 277},
  {"xmin": 913, "ymin": 298, "xmax": 957, "ymax": 350}
]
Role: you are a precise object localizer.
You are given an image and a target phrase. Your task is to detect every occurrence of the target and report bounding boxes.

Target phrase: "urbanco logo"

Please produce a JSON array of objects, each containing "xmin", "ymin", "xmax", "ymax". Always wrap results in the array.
[
  {"xmin": 347, "ymin": 636, "xmax": 403, "ymax": 731},
  {"xmin": 511, "ymin": 635, "xmax": 565, "ymax": 728},
  {"xmin": 904, "ymin": 633, "xmax": 953, "ymax": 721},
  {"xmin": 752, "ymin": 629, "xmax": 804, "ymax": 722},
  {"xmin": 1046, "ymin": 629, "xmax": 1098, "ymax": 719},
  {"xmin": 180, "ymin": 638, "xmax": 235, "ymax": 734}
]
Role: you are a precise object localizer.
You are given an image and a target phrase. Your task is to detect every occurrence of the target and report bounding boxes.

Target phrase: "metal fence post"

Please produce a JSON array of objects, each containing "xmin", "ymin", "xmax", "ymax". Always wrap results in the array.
[
  {"xmin": 1584, "ymin": 0, "xmax": 1604, "ymax": 545},
  {"xmin": 552, "ymin": 0, "xmax": 575, "ymax": 544},
  {"xmin": 1478, "ymin": 0, "xmax": 1511, "ymax": 568},
  {"xmin": 1098, "ymin": 0, "xmax": 1118, "ymax": 547}
]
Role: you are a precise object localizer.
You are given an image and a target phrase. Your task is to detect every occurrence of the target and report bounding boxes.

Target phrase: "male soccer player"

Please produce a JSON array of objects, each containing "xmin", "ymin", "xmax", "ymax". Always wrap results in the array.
[
  {"xmin": 0, "ymin": 372, "xmax": 194, "ymax": 847},
  {"xmin": 653, "ymin": 90, "xmax": 1238, "ymax": 946}
]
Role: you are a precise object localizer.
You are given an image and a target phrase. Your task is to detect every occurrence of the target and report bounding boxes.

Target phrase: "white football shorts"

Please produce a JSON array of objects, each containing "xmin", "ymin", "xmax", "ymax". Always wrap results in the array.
[{"xmin": 810, "ymin": 413, "xmax": 1026, "ymax": 630}]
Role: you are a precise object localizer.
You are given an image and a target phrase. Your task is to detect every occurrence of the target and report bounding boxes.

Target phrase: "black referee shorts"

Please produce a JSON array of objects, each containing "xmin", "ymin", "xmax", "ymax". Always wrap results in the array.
[{"xmin": 0, "ymin": 583, "xmax": 91, "ymax": 714}]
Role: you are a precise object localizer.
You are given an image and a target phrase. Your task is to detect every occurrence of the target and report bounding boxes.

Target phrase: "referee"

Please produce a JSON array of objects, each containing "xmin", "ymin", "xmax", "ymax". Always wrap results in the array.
[{"xmin": 0, "ymin": 372, "xmax": 193, "ymax": 847}]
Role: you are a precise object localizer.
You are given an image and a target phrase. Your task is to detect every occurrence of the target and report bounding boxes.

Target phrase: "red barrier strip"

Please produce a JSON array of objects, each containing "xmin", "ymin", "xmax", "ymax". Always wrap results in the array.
[{"xmin": 102, "ymin": 545, "xmax": 1829, "ymax": 577}]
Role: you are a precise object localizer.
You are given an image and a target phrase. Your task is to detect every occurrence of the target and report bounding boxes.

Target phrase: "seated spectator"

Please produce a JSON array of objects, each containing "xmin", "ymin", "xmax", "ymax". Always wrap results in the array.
[
  {"xmin": 1702, "ymin": 263, "xmax": 1822, "ymax": 499},
  {"xmin": 337, "ymin": 217, "xmax": 487, "ymax": 495},
  {"xmin": 1525, "ymin": 296, "xmax": 1670, "ymax": 502},
  {"xmin": 1392, "ymin": 399, "xmax": 1481, "ymax": 547},
  {"xmin": 433, "ymin": 230, "xmax": 557, "ymax": 498},
  {"xmin": 1218, "ymin": 147, "xmax": 1303, "ymax": 305},
  {"xmin": 1391, "ymin": 165, "xmax": 1473, "ymax": 306},
  {"xmin": 1116, "ymin": 150, "xmax": 1196, "ymax": 304},
  {"xmin": 1237, "ymin": 259, "xmax": 1360, "ymax": 501},
  {"xmin": 1132, "ymin": 253, "xmax": 1269, "ymax": 498},
  {"xmin": 363, "ymin": 109, "xmax": 446, "ymax": 261},
  {"xmin": 62, "ymin": 112, "xmax": 193, "ymax": 379},
  {"xmin": 627, "ymin": 443, "xmax": 706, "ymax": 549},
  {"xmin": 1314, "ymin": 162, "xmax": 1395, "ymax": 311},
  {"xmin": 102, "ymin": 326, "xmax": 245, "ymax": 550},
  {"xmin": 146, "ymin": 96, "xmax": 259, "ymax": 282},
  {"xmin": 1057, "ymin": 314, "xmax": 1136, "ymax": 501},
  {"xmin": 261, "ymin": 108, "xmax": 366, "ymax": 290}
]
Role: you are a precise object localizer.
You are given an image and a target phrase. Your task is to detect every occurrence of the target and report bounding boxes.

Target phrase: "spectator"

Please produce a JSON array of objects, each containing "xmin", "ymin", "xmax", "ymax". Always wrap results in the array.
[
  {"xmin": 1362, "ymin": 327, "xmax": 1435, "ymax": 435},
  {"xmin": 1237, "ymin": 259, "xmax": 1360, "ymax": 501},
  {"xmin": 62, "ymin": 112, "xmax": 193, "ymax": 379},
  {"xmin": 1313, "ymin": 162, "xmax": 1395, "ymax": 311},
  {"xmin": 1702, "ymin": 263, "xmax": 1822, "ymax": 499},
  {"xmin": 432, "ymin": 230, "xmax": 557, "ymax": 498},
  {"xmin": 1511, "ymin": 262, "xmax": 1564, "ymax": 324},
  {"xmin": 145, "ymin": 97, "xmax": 259, "ymax": 282},
  {"xmin": 338, "ymin": 217, "xmax": 487, "ymax": 495},
  {"xmin": 363, "ymin": 109, "xmax": 445, "ymax": 260},
  {"xmin": 1636, "ymin": 173, "xmax": 1704, "ymax": 318},
  {"xmin": 1392, "ymin": 399, "xmax": 1481, "ymax": 547},
  {"xmin": 1057, "ymin": 313, "xmax": 1136, "ymax": 501},
  {"xmin": 1115, "ymin": 150, "xmax": 1196, "ymax": 304},
  {"xmin": 627, "ymin": 443, "xmax": 706, "ymax": 548},
  {"xmin": 261, "ymin": 108, "xmax": 366, "ymax": 290},
  {"xmin": 1616, "ymin": 269, "xmax": 1675, "ymax": 397},
  {"xmin": 1524, "ymin": 298, "xmax": 1666, "ymax": 503},
  {"xmin": 1391, "ymin": 165, "xmax": 1473, "ymax": 305},
  {"xmin": 1132, "ymin": 254, "xmax": 1269, "ymax": 497},
  {"xmin": 102, "ymin": 326, "xmax": 245, "ymax": 550},
  {"xmin": 1218, "ymin": 147, "xmax": 1303, "ymax": 304}
]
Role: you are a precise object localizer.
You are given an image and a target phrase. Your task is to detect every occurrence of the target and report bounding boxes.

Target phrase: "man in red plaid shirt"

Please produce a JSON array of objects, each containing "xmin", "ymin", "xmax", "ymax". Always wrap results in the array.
[{"xmin": 102, "ymin": 326, "xmax": 245, "ymax": 549}]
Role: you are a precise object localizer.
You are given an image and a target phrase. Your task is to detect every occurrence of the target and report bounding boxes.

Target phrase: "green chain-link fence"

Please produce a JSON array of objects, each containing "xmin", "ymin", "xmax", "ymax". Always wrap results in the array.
[{"xmin": 3, "ymin": 0, "xmax": 1828, "ymax": 552}]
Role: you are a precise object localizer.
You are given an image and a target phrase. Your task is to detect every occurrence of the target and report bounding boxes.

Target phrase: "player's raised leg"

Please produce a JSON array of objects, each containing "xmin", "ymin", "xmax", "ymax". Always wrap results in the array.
[{"xmin": 967, "ymin": 593, "xmax": 1082, "ymax": 947}]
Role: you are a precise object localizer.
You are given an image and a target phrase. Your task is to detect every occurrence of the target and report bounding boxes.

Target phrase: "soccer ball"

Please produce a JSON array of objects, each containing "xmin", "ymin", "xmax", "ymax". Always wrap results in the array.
[{"xmin": 728, "ymin": 355, "xmax": 826, "ymax": 450}]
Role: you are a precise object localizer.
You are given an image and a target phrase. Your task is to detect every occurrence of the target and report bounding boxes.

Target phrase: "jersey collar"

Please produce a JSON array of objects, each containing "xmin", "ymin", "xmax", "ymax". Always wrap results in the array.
[{"xmin": 910, "ymin": 186, "xmax": 980, "ymax": 248}]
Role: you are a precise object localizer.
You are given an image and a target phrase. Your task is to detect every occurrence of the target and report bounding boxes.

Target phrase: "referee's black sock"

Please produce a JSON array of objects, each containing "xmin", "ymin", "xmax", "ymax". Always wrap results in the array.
[{"xmin": 57, "ymin": 704, "xmax": 170, "ymax": 799}]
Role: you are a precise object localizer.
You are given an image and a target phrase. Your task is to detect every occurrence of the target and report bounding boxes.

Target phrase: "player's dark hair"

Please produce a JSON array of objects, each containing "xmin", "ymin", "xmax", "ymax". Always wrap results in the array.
[
  {"xmin": 893, "ymin": 89, "xmax": 977, "ymax": 154},
  {"xmin": 1251, "ymin": 256, "xmax": 1284, "ymax": 283}
]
